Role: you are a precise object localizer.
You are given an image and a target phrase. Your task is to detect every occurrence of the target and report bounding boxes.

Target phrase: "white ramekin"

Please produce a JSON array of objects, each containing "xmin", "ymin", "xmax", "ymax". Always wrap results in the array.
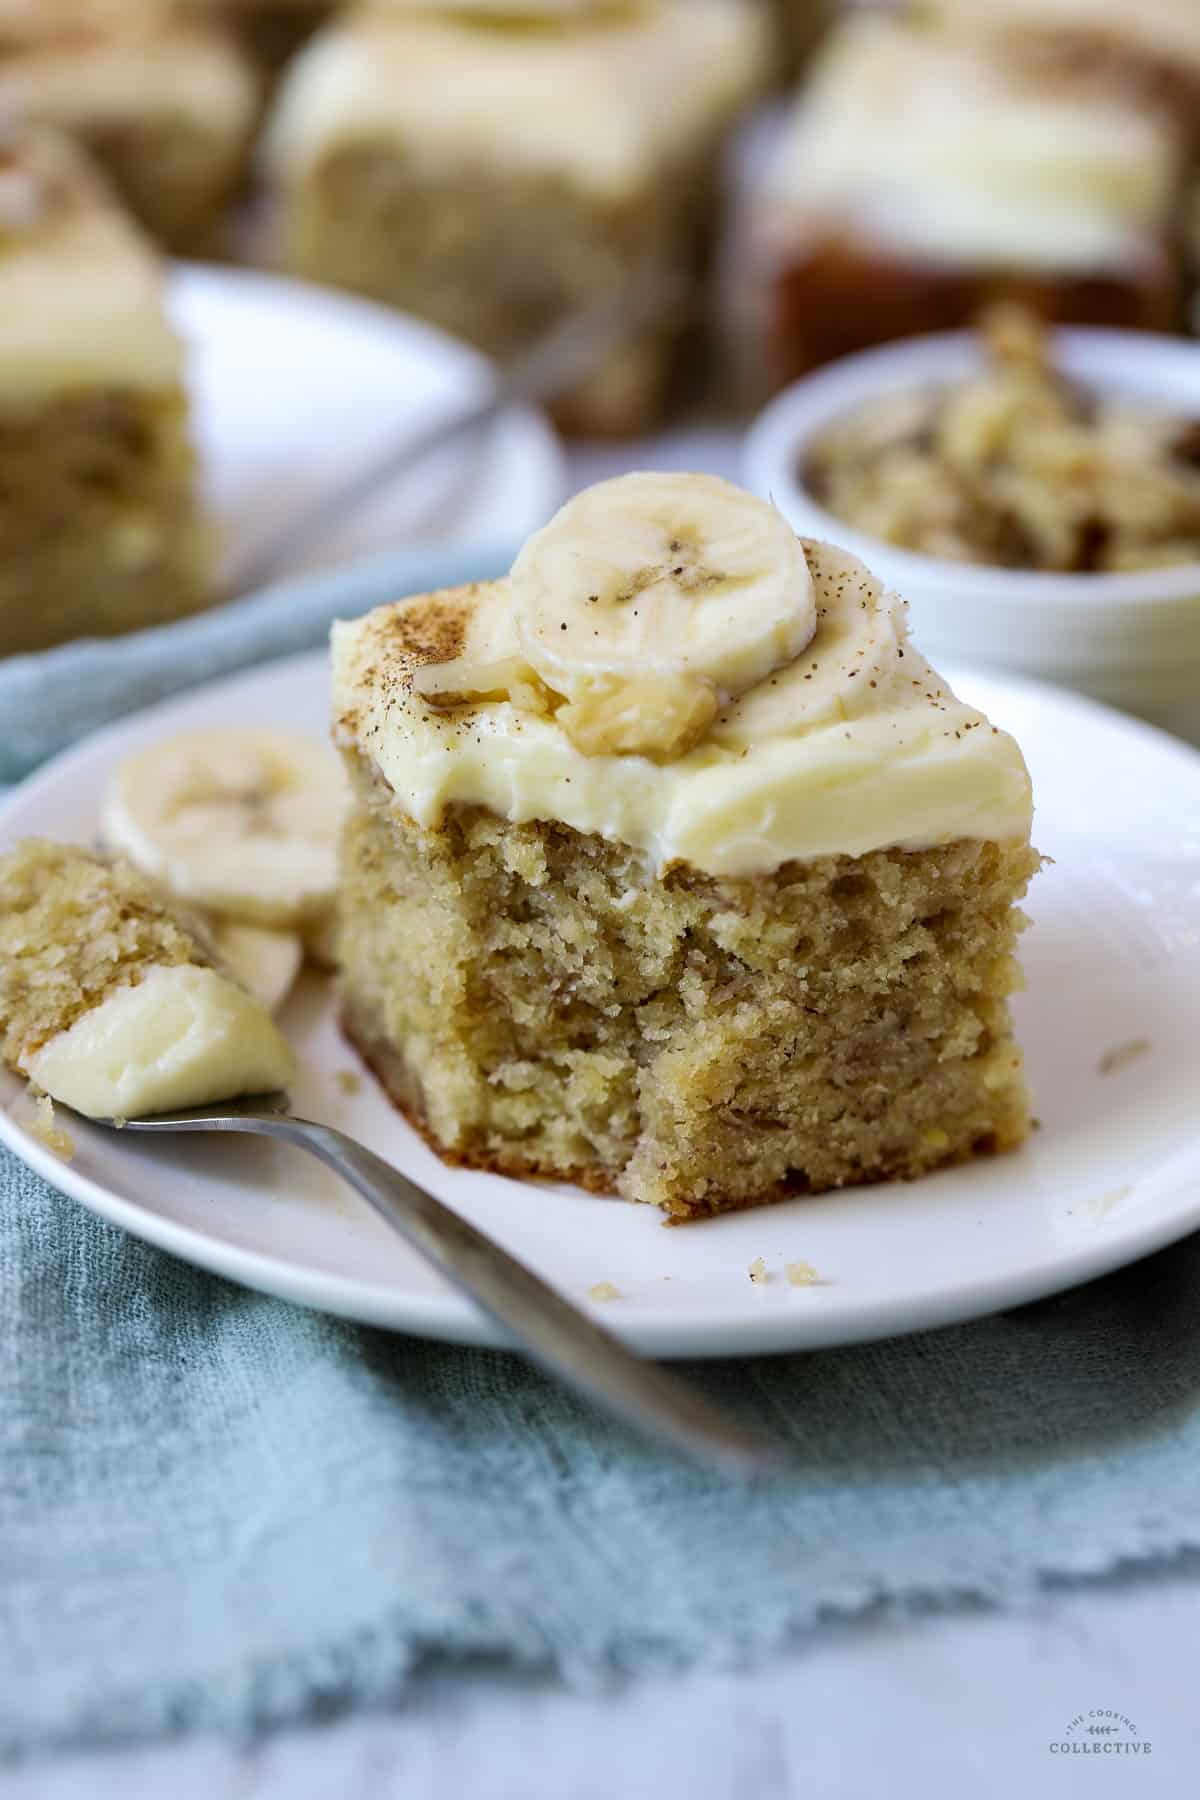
[{"xmin": 742, "ymin": 329, "xmax": 1200, "ymax": 741}]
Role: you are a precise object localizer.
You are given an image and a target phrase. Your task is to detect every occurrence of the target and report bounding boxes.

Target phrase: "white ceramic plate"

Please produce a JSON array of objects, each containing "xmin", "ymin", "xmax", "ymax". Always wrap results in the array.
[
  {"xmin": 169, "ymin": 263, "xmax": 565, "ymax": 574},
  {"xmin": 3, "ymin": 653, "xmax": 1199, "ymax": 1358}
]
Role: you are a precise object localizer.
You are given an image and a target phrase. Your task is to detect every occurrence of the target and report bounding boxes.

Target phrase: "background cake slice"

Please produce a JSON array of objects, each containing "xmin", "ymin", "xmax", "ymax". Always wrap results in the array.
[
  {"xmin": 0, "ymin": 126, "xmax": 213, "ymax": 662},
  {"xmin": 0, "ymin": 127, "xmax": 213, "ymax": 657},
  {"xmin": 0, "ymin": 16, "xmax": 258, "ymax": 253},
  {"xmin": 749, "ymin": 12, "xmax": 1185, "ymax": 387},
  {"xmin": 332, "ymin": 473, "xmax": 1038, "ymax": 1219},
  {"xmin": 262, "ymin": 0, "xmax": 768, "ymax": 435}
]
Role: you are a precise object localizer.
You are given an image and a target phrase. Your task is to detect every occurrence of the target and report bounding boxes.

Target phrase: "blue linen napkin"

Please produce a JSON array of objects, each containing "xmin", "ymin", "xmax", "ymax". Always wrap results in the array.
[{"xmin": 3, "ymin": 556, "xmax": 1200, "ymax": 1760}]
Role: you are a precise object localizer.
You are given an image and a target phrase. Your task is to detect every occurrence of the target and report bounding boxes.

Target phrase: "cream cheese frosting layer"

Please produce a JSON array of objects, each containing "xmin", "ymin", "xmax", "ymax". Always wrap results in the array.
[
  {"xmin": 20, "ymin": 963, "xmax": 296, "ymax": 1119},
  {"xmin": 332, "ymin": 541, "xmax": 1033, "ymax": 876},
  {"xmin": 762, "ymin": 15, "xmax": 1180, "ymax": 274},
  {"xmin": 264, "ymin": 0, "xmax": 768, "ymax": 200},
  {"xmin": 0, "ymin": 130, "xmax": 182, "ymax": 397}
]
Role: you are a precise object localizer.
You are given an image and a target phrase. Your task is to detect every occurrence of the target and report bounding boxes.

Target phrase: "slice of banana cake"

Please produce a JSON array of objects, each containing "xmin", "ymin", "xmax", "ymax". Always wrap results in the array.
[
  {"xmin": 0, "ymin": 840, "xmax": 294, "ymax": 1119},
  {"xmin": 332, "ymin": 472, "xmax": 1038, "ymax": 1219},
  {"xmin": 0, "ymin": 126, "xmax": 213, "ymax": 656}
]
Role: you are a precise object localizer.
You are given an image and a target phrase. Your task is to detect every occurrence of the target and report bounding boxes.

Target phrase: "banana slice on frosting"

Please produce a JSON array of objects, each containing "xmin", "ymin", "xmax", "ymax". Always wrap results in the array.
[
  {"xmin": 412, "ymin": 473, "xmax": 817, "ymax": 760},
  {"xmin": 102, "ymin": 729, "xmax": 349, "ymax": 930},
  {"xmin": 511, "ymin": 471, "xmax": 815, "ymax": 704}
]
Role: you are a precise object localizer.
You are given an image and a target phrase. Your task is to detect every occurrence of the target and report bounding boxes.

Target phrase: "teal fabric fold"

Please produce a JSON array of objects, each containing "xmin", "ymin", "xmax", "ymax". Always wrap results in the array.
[
  {"xmin": 2, "ymin": 550, "xmax": 1199, "ymax": 1760},
  {"xmin": 5, "ymin": 1163, "xmax": 1200, "ymax": 1761}
]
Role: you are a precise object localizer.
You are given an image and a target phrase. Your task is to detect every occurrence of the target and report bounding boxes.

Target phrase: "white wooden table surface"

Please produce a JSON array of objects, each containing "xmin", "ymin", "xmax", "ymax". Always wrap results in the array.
[
  {"xmin": 7, "ymin": 1582, "xmax": 1198, "ymax": 1800},
  {"xmin": 8, "ymin": 434, "xmax": 1197, "ymax": 1800}
]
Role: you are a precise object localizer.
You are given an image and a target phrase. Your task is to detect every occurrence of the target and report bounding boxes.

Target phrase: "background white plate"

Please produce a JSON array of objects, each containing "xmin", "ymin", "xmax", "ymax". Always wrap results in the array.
[
  {"xmin": 170, "ymin": 264, "xmax": 565, "ymax": 575},
  {"xmin": 3, "ymin": 653, "xmax": 1199, "ymax": 1358}
]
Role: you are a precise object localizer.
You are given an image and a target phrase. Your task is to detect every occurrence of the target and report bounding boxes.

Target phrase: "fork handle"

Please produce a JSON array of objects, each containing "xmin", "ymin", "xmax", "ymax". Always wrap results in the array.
[{"xmin": 228, "ymin": 1112, "xmax": 772, "ymax": 1474}]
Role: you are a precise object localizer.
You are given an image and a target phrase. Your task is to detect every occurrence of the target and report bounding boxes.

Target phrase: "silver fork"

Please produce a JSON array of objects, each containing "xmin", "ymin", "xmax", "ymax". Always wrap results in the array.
[{"xmin": 96, "ymin": 1095, "xmax": 775, "ymax": 1476}]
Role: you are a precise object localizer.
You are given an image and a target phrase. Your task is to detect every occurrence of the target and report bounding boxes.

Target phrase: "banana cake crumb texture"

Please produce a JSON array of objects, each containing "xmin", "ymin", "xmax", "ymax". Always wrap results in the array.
[{"xmin": 0, "ymin": 837, "xmax": 213, "ymax": 1067}]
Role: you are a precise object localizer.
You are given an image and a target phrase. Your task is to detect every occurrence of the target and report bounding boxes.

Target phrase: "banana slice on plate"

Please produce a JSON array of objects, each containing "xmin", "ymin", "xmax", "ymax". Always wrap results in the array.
[
  {"xmin": 102, "ymin": 729, "xmax": 348, "ymax": 929},
  {"xmin": 208, "ymin": 918, "xmax": 304, "ymax": 1014},
  {"xmin": 510, "ymin": 471, "xmax": 816, "ymax": 705}
]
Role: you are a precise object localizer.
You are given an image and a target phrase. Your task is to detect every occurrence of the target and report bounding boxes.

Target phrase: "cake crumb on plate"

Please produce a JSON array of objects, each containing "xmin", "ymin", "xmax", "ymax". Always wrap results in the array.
[
  {"xmin": 785, "ymin": 1259, "xmax": 824, "ymax": 1287},
  {"xmin": 588, "ymin": 1281, "xmax": 621, "ymax": 1303},
  {"xmin": 31, "ymin": 1095, "xmax": 74, "ymax": 1162},
  {"xmin": 1075, "ymin": 1185, "xmax": 1134, "ymax": 1224},
  {"xmin": 1098, "ymin": 1038, "xmax": 1151, "ymax": 1075},
  {"xmin": 748, "ymin": 1257, "xmax": 769, "ymax": 1285},
  {"xmin": 336, "ymin": 1070, "xmax": 361, "ymax": 1096}
]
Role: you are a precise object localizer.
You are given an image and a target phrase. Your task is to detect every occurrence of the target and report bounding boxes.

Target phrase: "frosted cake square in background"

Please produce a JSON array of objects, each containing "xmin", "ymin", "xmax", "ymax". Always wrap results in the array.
[
  {"xmin": 0, "ymin": 129, "xmax": 212, "ymax": 656},
  {"xmin": 262, "ymin": 0, "xmax": 769, "ymax": 435},
  {"xmin": 332, "ymin": 473, "xmax": 1037, "ymax": 1219},
  {"xmin": 750, "ymin": 13, "xmax": 1185, "ymax": 387},
  {"xmin": 0, "ymin": 17, "xmax": 257, "ymax": 253}
]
